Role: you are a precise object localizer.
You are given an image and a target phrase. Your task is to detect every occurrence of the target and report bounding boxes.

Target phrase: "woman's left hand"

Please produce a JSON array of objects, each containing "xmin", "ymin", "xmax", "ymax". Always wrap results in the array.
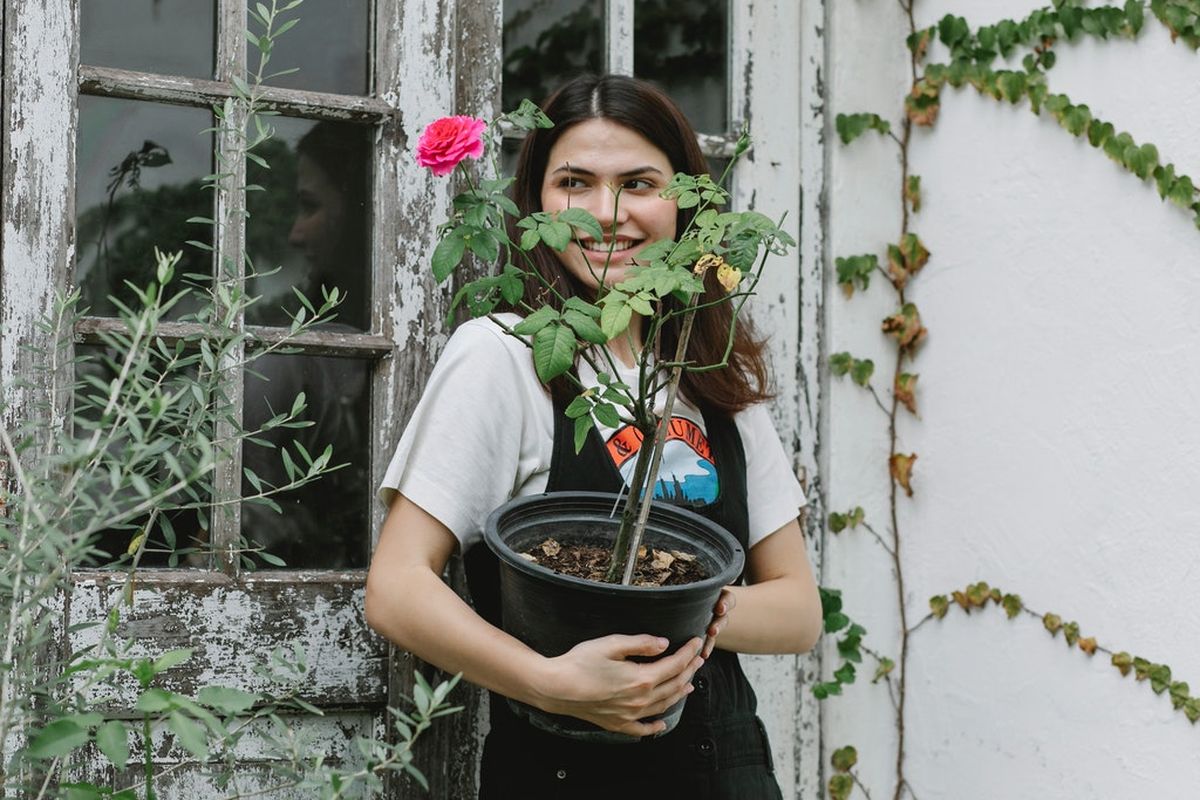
[{"xmin": 702, "ymin": 587, "xmax": 736, "ymax": 658}]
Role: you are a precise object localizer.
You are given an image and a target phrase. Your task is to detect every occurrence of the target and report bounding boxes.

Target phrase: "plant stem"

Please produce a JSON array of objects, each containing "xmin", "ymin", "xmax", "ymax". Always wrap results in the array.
[{"xmin": 608, "ymin": 294, "xmax": 701, "ymax": 585}]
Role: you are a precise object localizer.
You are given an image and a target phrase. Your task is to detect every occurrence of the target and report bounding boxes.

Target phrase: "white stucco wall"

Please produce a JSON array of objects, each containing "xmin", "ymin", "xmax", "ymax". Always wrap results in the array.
[{"xmin": 825, "ymin": 3, "xmax": 1200, "ymax": 798}]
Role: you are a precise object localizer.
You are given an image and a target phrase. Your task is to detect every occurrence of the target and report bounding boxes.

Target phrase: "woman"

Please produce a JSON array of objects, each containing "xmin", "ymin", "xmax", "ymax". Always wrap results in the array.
[{"xmin": 366, "ymin": 74, "xmax": 821, "ymax": 799}]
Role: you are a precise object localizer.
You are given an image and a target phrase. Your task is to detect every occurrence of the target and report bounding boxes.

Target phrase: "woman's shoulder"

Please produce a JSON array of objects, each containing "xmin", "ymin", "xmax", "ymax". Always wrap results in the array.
[{"xmin": 439, "ymin": 313, "xmax": 538, "ymax": 385}]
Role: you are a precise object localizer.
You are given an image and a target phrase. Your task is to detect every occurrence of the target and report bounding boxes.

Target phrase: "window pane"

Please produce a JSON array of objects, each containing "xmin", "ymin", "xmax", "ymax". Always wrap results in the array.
[
  {"xmin": 75, "ymin": 344, "xmax": 211, "ymax": 569},
  {"xmin": 76, "ymin": 96, "xmax": 213, "ymax": 319},
  {"xmin": 81, "ymin": 0, "xmax": 215, "ymax": 78},
  {"xmin": 503, "ymin": 0, "xmax": 603, "ymax": 112},
  {"xmin": 634, "ymin": 0, "xmax": 729, "ymax": 133},
  {"xmin": 245, "ymin": 118, "xmax": 372, "ymax": 331},
  {"xmin": 241, "ymin": 354, "xmax": 371, "ymax": 569},
  {"xmin": 254, "ymin": 1, "xmax": 371, "ymax": 96}
]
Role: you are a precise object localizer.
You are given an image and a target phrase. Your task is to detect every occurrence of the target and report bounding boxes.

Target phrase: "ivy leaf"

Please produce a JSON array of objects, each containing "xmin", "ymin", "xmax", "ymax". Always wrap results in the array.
[
  {"xmin": 828, "ymin": 773, "xmax": 854, "ymax": 800},
  {"xmin": 830, "ymin": 352, "xmax": 853, "ymax": 377},
  {"xmin": 825, "ymin": 612, "xmax": 850, "ymax": 634},
  {"xmin": 905, "ymin": 78, "xmax": 941, "ymax": 126},
  {"xmin": 889, "ymin": 453, "xmax": 917, "ymax": 497},
  {"xmin": 1062, "ymin": 621, "xmax": 1081, "ymax": 647},
  {"xmin": 873, "ymin": 657, "xmax": 896, "ymax": 683},
  {"xmin": 1149, "ymin": 664, "xmax": 1173, "ymax": 694},
  {"xmin": 1043, "ymin": 613, "xmax": 1063, "ymax": 637},
  {"xmin": 850, "ymin": 359, "xmax": 874, "ymax": 387},
  {"xmin": 835, "ymin": 254, "xmax": 878, "ymax": 297},
  {"xmin": 905, "ymin": 175, "xmax": 922, "ymax": 213},
  {"xmin": 1001, "ymin": 593, "xmax": 1023, "ymax": 619},
  {"xmin": 895, "ymin": 373, "xmax": 919, "ymax": 415},
  {"xmin": 1185, "ymin": 698, "xmax": 1200, "ymax": 724},
  {"xmin": 831, "ymin": 745, "xmax": 858, "ymax": 772},
  {"xmin": 532, "ymin": 323, "xmax": 576, "ymax": 382},
  {"xmin": 1168, "ymin": 175, "xmax": 1195, "ymax": 208},
  {"xmin": 1168, "ymin": 681, "xmax": 1192, "ymax": 710},
  {"xmin": 965, "ymin": 582, "xmax": 990, "ymax": 608},
  {"xmin": 881, "ymin": 304, "xmax": 927, "ymax": 350},
  {"xmin": 1111, "ymin": 651, "xmax": 1133, "ymax": 677},
  {"xmin": 829, "ymin": 512, "xmax": 847, "ymax": 533},
  {"xmin": 1078, "ymin": 637, "xmax": 1098, "ymax": 656},
  {"xmin": 833, "ymin": 662, "xmax": 857, "ymax": 685},
  {"xmin": 929, "ymin": 595, "xmax": 949, "ymax": 619},
  {"xmin": 1126, "ymin": 0, "xmax": 1145, "ymax": 33},
  {"xmin": 835, "ymin": 113, "xmax": 891, "ymax": 145}
]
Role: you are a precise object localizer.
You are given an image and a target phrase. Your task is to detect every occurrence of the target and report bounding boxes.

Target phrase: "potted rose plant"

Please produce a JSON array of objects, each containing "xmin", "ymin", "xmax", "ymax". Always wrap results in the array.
[{"xmin": 415, "ymin": 102, "xmax": 793, "ymax": 740}]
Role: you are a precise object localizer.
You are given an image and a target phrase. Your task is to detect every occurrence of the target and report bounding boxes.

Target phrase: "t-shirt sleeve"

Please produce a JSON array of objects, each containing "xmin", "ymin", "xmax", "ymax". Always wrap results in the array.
[
  {"xmin": 377, "ymin": 320, "xmax": 546, "ymax": 550},
  {"xmin": 736, "ymin": 404, "xmax": 808, "ymax": 548}
]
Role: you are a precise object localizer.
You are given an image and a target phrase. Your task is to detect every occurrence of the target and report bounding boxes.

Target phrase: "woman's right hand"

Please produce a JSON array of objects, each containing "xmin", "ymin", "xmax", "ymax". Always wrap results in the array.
[{"xmin": 534, "ymin": 634, "xmax": 705, "ymax": 737}]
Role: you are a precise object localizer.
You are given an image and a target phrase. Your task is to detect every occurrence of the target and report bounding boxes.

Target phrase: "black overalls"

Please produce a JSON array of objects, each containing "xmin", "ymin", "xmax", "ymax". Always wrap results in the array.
[{"xmin": 464, "ymin": 392, "xmax": 783, "ymax": 800}]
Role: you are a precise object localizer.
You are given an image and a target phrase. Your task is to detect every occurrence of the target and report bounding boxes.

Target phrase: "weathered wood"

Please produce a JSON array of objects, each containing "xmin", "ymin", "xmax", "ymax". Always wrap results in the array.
[
  {"xmin": 74, "ymin": 317, "xmax": 395, "ymax": 359},
  {"xmin": 605, "ymin": 0, "xmax": 635, "ymax": 75},
  {"xmin": 68, "ymin": 570, "xmax": 387, "ymax": 708},
  {"xmin": 78, "ymin": 65, "xmax": 393, "ymax": 124}
]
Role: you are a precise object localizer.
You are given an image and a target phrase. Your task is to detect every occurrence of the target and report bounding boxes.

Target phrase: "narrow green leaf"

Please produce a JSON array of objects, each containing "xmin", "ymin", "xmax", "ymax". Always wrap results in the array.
[
  {"xmin": 28, "ymin": 719, "xmax": 89, "ymax": 759},
  {"xmin": 197, "ymin": 686, "xmax": 259, "ymax": 714},
  {"xmin": 168, "ymin": 711, "xmax": 209, "ymax": 760},
  {"xmin": 95, "ymin": 721, "xmax": 129, "ymax": 770}
]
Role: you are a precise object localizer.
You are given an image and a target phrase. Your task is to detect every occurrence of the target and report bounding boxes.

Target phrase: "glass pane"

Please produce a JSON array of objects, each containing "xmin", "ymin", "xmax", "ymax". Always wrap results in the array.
[
  {"xmin": 76, "ymin": 96, "xmax": 213, "ymax": 319},
  {"xmin": 634, "ymin": 0, "xmax": 729, "ymax": 133},
  {"xmin": 245, "ymin": 117, "xmax": 372, "ymax": 331},
  {"xmin": 501, "ymin": 136, "xmax": 524, "ymax": 180},
  {"xmin": 254, "ymin": 1, "xmax": 370, "ymax": 96},
  {"xmin": 707, "ymin": 156, "xmax": 731, "ymax": 192},
  {"xmin": 503, "ymin": 0, "xmax": 603, "ymax": 112},
  {"xmin": 81, "ymin": 0, "xmax": 215, "ymax": 78},
  {"xmin": 75, "ymin": 344, "xmax": 212, "ymax": 569},
  {"xmin": 241, "ymin": 354, "xmax": 371, "ymax": 569}
]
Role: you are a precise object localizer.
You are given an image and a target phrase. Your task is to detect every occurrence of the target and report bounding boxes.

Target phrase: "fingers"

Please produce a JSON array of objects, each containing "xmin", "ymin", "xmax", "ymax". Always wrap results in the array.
[
  {"xmin": 599, "ymin": 633, "xmax": 672, "ymax": 660},
  {"xmin": 702, "ymin": 587, "xmax": 736, "ymax": 658}
]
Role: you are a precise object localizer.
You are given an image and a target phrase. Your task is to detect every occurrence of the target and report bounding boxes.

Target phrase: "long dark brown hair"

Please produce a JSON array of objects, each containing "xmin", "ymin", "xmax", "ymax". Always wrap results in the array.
[{"xmin": 506, "ymin": 74, "xmax": 772, "ymax": 414}]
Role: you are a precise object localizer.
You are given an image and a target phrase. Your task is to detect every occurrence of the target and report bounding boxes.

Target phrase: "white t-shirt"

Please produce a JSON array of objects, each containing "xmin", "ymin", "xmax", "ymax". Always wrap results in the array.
[{"xmin": 378, "ymin": 314, "xmax": 807, "ymax": 552}]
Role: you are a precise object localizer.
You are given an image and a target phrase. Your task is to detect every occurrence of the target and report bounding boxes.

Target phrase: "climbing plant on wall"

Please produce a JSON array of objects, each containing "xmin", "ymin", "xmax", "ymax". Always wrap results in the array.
[{"xmin": 819, "ymin": 1, "xmax": 1200, "ymax": 798}]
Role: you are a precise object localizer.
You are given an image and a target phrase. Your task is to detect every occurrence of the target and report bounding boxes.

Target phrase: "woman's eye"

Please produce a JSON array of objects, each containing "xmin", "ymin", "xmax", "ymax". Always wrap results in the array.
[
  {"xmin": 558, "ymin": 176, "xmax": 587, "ymax": 189},
  {"xmin": 623, "ymin": 178, "xmax": 654, "ymax": 191}
]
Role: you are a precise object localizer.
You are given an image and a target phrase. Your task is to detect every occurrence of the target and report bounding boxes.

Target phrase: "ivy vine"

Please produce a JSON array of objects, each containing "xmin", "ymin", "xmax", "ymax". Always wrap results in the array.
[{"xmin": 819, "ymin": 2, "xmax": 1199, "ymax": 799}]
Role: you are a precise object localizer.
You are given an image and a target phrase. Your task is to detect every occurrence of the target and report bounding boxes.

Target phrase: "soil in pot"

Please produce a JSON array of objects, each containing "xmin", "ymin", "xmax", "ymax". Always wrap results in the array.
[{"xmin": 518, "ymin": 538, "xmax": 708, "ymax": 586}]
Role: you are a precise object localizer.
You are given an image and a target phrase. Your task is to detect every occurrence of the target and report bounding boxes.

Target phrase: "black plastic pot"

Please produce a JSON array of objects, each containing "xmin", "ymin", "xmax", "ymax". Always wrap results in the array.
[{"xmin": 483, "ymin": 491, "xmax": 745, "ymax": 743}]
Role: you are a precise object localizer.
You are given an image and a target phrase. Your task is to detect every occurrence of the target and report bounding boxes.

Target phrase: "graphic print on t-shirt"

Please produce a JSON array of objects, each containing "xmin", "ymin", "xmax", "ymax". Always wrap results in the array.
[{"xmin": 605, "ymin": 417, "xmax": 718, "ymax": 507}]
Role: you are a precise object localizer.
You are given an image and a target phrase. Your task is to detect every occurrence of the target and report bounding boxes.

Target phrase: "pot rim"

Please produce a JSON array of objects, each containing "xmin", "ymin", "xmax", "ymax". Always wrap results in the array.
[{"xmin": 484, "ymin": 490, "xmax": 745, "ymax": 596}]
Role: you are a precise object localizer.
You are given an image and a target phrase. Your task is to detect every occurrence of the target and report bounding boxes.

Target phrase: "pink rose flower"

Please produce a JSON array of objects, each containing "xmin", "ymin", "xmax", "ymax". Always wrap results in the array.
[{"xmin": 415, "ymin": 115, "xmax": 487, "ymax": 176}]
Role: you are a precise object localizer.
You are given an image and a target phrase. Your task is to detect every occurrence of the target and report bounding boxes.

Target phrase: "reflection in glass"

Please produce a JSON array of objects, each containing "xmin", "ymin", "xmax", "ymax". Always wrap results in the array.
[
  {"xmin": 75, "ymin": 345, "xmax": 211, "ymax": 569},
  {"xmin": 241, "ymin": 354, "xmax": 371, "ymax": 569},
  {"xmin": 75, "ymin": 96, "xmax": 213, "ymax": 319},
  {"xmin": 707, "ymin": 156, "xmax": 732, "ymax": 192},
  {"xmin": 635, "ymin": 0, "xmax": 729, "ymax": 133},
  {"xmin": 245, "ymin": 118, "xmax": 371, "ymax": 330},
  {"xmin": 503, "ymin": 0, "xmax": 603, "ymax": 113},
  {"xmin": 81, "ymin": 0, "xmax": 215, "ymax": 78},
  {"xmin": 501, "ymin": 136, "xmax": 525, "ymax": 180},
  {"xmin": 254, "ymin": 1, "xmax": 370, "ymax": 96}
]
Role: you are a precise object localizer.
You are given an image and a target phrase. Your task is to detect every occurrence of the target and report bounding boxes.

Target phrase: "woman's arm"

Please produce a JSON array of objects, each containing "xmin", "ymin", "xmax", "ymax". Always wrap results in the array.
[
  {"xmin": 707, "ymin": 515, "xmax": 822, "ymax": 655},
  {"xmin": 364, "ymin": 494, "xmax": 706, "ymax": 737}
]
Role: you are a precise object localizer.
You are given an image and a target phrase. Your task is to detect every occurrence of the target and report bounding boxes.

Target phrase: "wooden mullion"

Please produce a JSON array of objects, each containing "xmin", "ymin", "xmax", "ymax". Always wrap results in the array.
[
  {"xmin": 605, "ymin": 0, "xmax": 635, "ymax": 76},
  {"xmin": 78, "ymin": 64, "xmax": 392, "ymax": 123},
  {"xmin": 210, "ymin": 0, "xmax": 248, "ymax": 576},
  {"xmin": 75, "ymin": 317, "xmax": 394, "ymax": 359}
]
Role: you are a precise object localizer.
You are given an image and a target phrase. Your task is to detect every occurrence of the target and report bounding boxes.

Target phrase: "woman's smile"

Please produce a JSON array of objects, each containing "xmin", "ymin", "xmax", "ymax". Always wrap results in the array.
[{"xmin": 539, "ymin": 118, "xmax": 678, "ymax": 288}]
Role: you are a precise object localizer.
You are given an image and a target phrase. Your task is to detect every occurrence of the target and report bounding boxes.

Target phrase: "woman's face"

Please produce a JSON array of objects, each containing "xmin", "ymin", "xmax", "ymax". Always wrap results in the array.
[
  {"xmin": 289, "ymin": 153, "xmax": 346, "ymax": 271},
  {"xmin": 539, "ymin": 118, "xmax": 678, "ymax": 289}
]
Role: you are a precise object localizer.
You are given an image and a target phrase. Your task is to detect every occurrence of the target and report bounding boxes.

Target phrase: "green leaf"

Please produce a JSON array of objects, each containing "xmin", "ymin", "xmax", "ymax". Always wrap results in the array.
[
  {"xmin": 539, "ymin": 220, "xmax": 573, "ymax": 251},
  {"xmin": 573, "ymin": 414, "xmax": 593, "ymax": 454},
  {"xmin": 829, "ymin": 512, "xmax": 847, "ymax": 533},
  {"xmin": 168, "ymin": 710, "xmax": 209, "ymax": 760},
  {"xmin": 600, "ymin": 295, "xmax": 633, "ymax": 339},
  {"xmin": 466, "ymin": 229, "xmax": 500, "ymax": 262},
  {"xmin": 835, "ymin": 113, "xmax": 891, "ymax": 145},
  {"xmin": 850, "ymin": 359, "xmax": 874, "ymax": 387},
  {"xmin": 564, "ymin": 395, "xmax": 592, "ymax": 419},
  {"xmin": 153, "ymin": 648, "xmax": 193, "ymax": 675},
  {"xmin": 562, "ymin": 309, "xmax": 607, "ymax": 344},
  {"xmin": 930, "ymin": 595, "xmax": 949, "ymax": 619},
  {"xmin": 828, "ymin": 773, "xmax": 854, "ymax": 800},
  {"xmin": 1001, "ymin": 593, "xmax": 1022, "ymax": 619},
  {"xmin": 136, "ymin": 688, "xmax": 176, "ymax": 713},
  {"xmin": 833, "ymin": 662, "xmax": 857, "ymax": 684},
  {"xmin": 519, "ymin": 227, "xmax": 541, "ymax": 251},
  {"xmin": 824, "ymin": 612, "xmax": 850, "ymax": 634},
  {"xmin": 197, "ymin": 686, "xmax": 259, "ymax": 714},
  {"xmin": 873, "ymin": 657, "xmax": 895, "ymax": 683},
  {"xmin": 831, "ymin": 745, "xmax": 858, "ymax": 772},
  {"xmin": 592, "ymin": 402, "xmax": 621, "ymax": 428},
  {"xmin": 95, "ymin": 720, "xmax": 130, "ymax": 770},
  {"xmin": 556, "ymin": 208, "xmax": 605, "ymax": 242},
  {"xmin": 512, "ymin": 306, "xmax": 558, "ymax": 335},
  {"xmin": 431, "ymin": 230, "xmax": 467, "ymax": 282},
  {"xmin": 27, "ymin": 719, "xmax": 89, "ymax": 759},
  {"xmin": 532, "ymin": 323, "xmax": 576, "ymax": 382},
  {"xmin": 830, "ymin": 352, "xmax": 852, "ymax": 377}
]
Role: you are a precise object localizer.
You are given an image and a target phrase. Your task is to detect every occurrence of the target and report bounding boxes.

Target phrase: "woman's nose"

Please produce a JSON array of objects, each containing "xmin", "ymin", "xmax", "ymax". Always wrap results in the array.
[{"xmin": 593, "ymin": 183, "xmax": 630, "ymax": 228}]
